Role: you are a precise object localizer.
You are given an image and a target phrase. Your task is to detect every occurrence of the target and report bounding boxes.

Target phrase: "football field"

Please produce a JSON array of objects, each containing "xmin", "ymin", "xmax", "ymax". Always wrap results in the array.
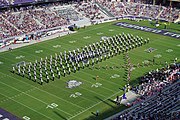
[{"xmin": 0, "ymin": 19, "xmax": 179, "ymax": 120}]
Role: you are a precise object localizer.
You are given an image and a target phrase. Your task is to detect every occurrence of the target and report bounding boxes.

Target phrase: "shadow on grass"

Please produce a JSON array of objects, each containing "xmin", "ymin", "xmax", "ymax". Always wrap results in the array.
[
  {"xmin": 108, "ymin": 98, "xmax": 117, "ymax": 104},
  {"xmin": 95, "ymin": 96, "xmax": 115, "ymax": 108},
  {"xmin": 53, "ymin": 111, "xmax": 67, "ymax": 120},
  {"xmin": 84, "ymin": 105, "xmax": 127, "ymax": 120}
]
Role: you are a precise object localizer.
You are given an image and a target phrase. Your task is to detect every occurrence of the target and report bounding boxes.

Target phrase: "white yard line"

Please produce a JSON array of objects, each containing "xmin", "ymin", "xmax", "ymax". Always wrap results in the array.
[
  {"xmin": 0, "ymin": 87, "xmax": 36, "ymax": 103},
  {"xmin": 0, "ymin": 42, "xmax": 122, "ymax": 100},
  {"xmin": 0, "ymin": 55, "xmax": 97, "ymax": 110},
  {"xmin": 0, "ymin": 23, "xmax": 108, "ymax": 54},
  {"xmin": 67, "ymin": 90, "xmax": 121, "ymax": 120},
  {"xmin": 0, "ymin": 80, "xmax": 72, "ymax": 117},
  {"xmin": 0, "ymin": 71, "xmax": 85, "ymax": 110},
  {"xmin": 2, "ymin": 48, "xmax": 118, "ymax": 95},
  {"xmin": 70, "ymin": 74, "xmax": 110, "ymax": 98},
  {"xmin": 0, "ymin": 93, "xmax": 53, "ymax": 120},
  {"xmin": 49, "ymin": 84, "xmax": 98, "ymax": 104}
]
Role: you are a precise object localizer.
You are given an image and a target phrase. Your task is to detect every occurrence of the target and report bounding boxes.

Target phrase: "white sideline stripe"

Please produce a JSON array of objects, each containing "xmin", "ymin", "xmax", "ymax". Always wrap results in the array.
[
  {"xmin": 0, "ymin": 56, "xmax": 94, "ymax": 109},
  {"xmin": 0, "ymin": 23, "xmax": 127, "ymax": 114},
  {"xmin": 4, "ymin": 49, "xmax": 115, "ymax": 99},
  {"xmin": 7, "ymin": 51, "xmax": 116, "ymax": 98},
  {"xmin": 0, "ymin": 70, "xmax": 84, "ymax": 110},
  {"xmin": 0, "ymin": 40, "xmax": 123, "ymax": 109},
  {"xmin": 0, "ymin": 88, "xmax": 36, "ymax": 103},
  {"xmin": 42, "ymin": 38, "xmax": 123, "ymax": 87},
  {"xmin": 78, "ymin": 71, "xmax": 115, "ymax": 92},
  {"xmin": 49, "ymin": 84, "xmax": 97, "ymax": 104},
  {"xmin": 0, "ymin": 22, "xmax": 107, "ymax": 55},
  {"xmin": 9, "ymin": 73, "xmax": 84, "ymax": 109},
  {"xmin": 0, "ymin": 93, "xmax": 53, "ymax": 120},
  {"xmin": 67, "ymin": 90, "xmax": 121, "ymax": 120},
  {"xmin": 0, "ymin": 81, "xmax": 72, "ymax": 117},
  {"xmin": 70, "ymin": 75, "xmax": 107, "ymax": 98}
]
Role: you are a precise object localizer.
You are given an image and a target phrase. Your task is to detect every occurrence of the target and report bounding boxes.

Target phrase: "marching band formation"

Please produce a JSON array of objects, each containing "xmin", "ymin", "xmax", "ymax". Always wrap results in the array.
[{"xmin": 12, "ymin": 33, "xmax": 149, "ymax": 85}]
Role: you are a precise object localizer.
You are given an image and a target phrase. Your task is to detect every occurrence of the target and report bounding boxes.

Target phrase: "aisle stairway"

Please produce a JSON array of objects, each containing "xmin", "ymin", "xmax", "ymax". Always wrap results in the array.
[{"xmin": 95, "ymin": 2, "xmax": 115, "ymax": 17}]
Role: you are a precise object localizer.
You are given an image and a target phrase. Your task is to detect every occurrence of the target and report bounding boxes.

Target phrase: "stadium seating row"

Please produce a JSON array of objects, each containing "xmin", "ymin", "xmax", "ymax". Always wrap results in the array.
[
  {"xmin": 109, "ymin": 63, "xmax": 180, "ymax": 120},
  {"xmin": 0, "ymin": 1, "xmax": 179, "ymax": 41}
]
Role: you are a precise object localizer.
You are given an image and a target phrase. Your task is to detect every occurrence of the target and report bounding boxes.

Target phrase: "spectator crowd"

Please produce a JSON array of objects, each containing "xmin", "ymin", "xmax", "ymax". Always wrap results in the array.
[
  {"xmin": 112, "ymin": 63, "xmax": 180, "ymax": 120},
  {"xmin": 0, "ymin": 0, "xmax": 179, "ymax": 41}
]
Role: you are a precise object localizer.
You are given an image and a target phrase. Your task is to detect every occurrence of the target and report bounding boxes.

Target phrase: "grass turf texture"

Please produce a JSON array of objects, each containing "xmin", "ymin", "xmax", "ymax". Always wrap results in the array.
[{"xmin": 0, "ymin": 19, "xmax": 179, "ymax": 120}]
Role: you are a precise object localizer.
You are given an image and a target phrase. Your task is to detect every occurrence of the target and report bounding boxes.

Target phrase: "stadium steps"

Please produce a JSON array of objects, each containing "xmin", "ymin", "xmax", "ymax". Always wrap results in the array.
[
  {"xmin": 0, "ymin": 14, "xmax": 22, "ymax": 33},
  {"xmin": 95, "ymin": 2, "xmax": 115, "ymax": 17},
  {"xmin": 18, "ymin": 12, "xmax": 25, "ymax": 25},
  {"xmin": 155, "ymin": 9, "xmax": 164, "ymax": 19},
  {"xmin": 31, "ymin": 15, "xmax": 46, "ymax": 28}
]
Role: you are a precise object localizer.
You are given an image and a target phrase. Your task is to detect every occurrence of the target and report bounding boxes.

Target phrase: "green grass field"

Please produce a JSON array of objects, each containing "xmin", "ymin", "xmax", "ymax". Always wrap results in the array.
[{"xmin": 0, "ymin": 19, "xmax": 179, "ymax": 120}]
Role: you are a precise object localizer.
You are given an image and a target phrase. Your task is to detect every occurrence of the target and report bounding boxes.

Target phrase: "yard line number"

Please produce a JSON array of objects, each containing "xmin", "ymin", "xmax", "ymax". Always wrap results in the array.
[
  {"xmin": 70, "ymin": 92, "xmax": 82, "ymax": 98},
  {"xmin": 91, "ymin": 83, "xmax": 102, "ymax": 88},
  {"xmin": 46, "ymin": 103, "xmax": 58, "ymax": 109},
  {"xmin": 23, "ymin": 116, "xmax": 30, "ymax": 120}
]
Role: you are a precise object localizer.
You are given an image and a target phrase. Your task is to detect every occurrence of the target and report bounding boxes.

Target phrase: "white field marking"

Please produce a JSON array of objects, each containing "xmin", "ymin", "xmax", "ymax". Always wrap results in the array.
[
  {"xmin": 67, "ymin": 90, "xmax": 121, "ymax": 120},
  {"xmin": 0, "ymin": 74, "xmax": 6, "ymax": 79},
  {"xmin": 44, "ymin": 39, "xmax": 128, "ymax": 77},
  {"xmin": 83, "ymin": 36, "xmax": 91, "ymax": 39},
  {"xmin": 4, "ymin": 45, "xmax": 121, "ymax": 95},
  {"xmin": 1, "ymin": 53, "xmax": 107, "ymax": 101},
  {"xmin": 71, "ymin": 72, "xmax": 115, "ymax": 93},
  {"xmin": 70, "ymin": 92, "xmax": 82, "ymax": 98},
  {"xmin": 15, "ymin": 55, "xmax": 25, "ymax": 59},
  {"xmin": 97, "ymin": 32, "xmax": 103, "ymax": 35},
  {"xmin": 1, "ymin": 30, "xmax": 123, "ymax": 105},
  {"xmin": 49, "ymin": 39, "xmax": 134, "ymax": 75},
  {"xmin": 0, "ymin": 93, "xmax": 53, "ymax": 120},
  {"xmin": 0, "ymin": 81, "xmax": 72, "ymax": 116},
  {"xmin": 142, "ymin": 60, "xmax": 150, "ymax": 64},
  {"xmin": 0, "ymin": 23, "xmax": 110, "ymax": 56},
  {"xmin": 35, "ymin": 50, "xmax": 43, "ymax": 54},
  {"xmin": 131, "ymin": 67, "xmax": 136, "ymax": 71},
  {"xmin": 91, "ymin": 83, "xmax": 102, "ymax": 88},
  {"xmin": 0, "ymin": 88, "xmax": 36, "ymax": 103},
  {"xmin": 65, "ymin": 75, "xmax": 107, "ymax": 98},
  {"xmin": 0, "ymin": 61, "xmax": 3, "ymax": 65},
  {"xmin": 110, "ymin": 74, "xmax": 120, "ymax": 79},
  {"xmin": 166, "ymin": 49, "xmax": 173, "ymax": 53},
  {"xmin": 154, "ymin": 54, "xmax": 162, "ymax": 58},
  {"xmin": 46, "ymin": 103, "xmax": 58, "ymax": 109},
  {"xmin": 23, "ymin": 116, "xmax": 30, "ymax": 120},
  {"xmin": 53, "ymin": 44, "xmax": 61, "ymax": 48},
  {"xmin": 69, "ymin": 40, "xmax": 76, "ymax": 44},
  {"xmin": 109, "ymin": 29, "xmax": 114, "ymax": 32},
  {"xmin": 49, "ymin": 83, "xmax": 96, "ymax": 104},
  {"xmin": 88, "ymin": 69, "xmax": 122, "ymax": 87},
  {"xmin": 177, "ymin": 44, "xmax": 180, "ymax": 47},
  {"xmin": 0, "ymin": 56, "xmax": 86, "ymax": 110},
  {"xmin": 12, "ymin": 44, "xmax": 125, "ymax": 87},
  {"xmin": 0, "ymin": 71, "xmax": 85, "ymax": 110}
]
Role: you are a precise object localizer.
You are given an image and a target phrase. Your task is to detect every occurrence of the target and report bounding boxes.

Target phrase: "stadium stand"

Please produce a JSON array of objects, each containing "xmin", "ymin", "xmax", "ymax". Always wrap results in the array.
[
  {"xmin": 74, "ymin": 1, "xmax": 106, "ymax": 20},
  {"xmin": 0, "ymin": 0, "xmax": 179, "ymax": 119},
  {"xmin": 0, "ymin": 0, "xmax": 179, "ymax": 41},
  {"xmin": 106, "ymin": 63, "xmax": 180, "ymax": 120},
  {"xmin": 96, "ymin": 0, "xmax": 179, "ymax": 21}
]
